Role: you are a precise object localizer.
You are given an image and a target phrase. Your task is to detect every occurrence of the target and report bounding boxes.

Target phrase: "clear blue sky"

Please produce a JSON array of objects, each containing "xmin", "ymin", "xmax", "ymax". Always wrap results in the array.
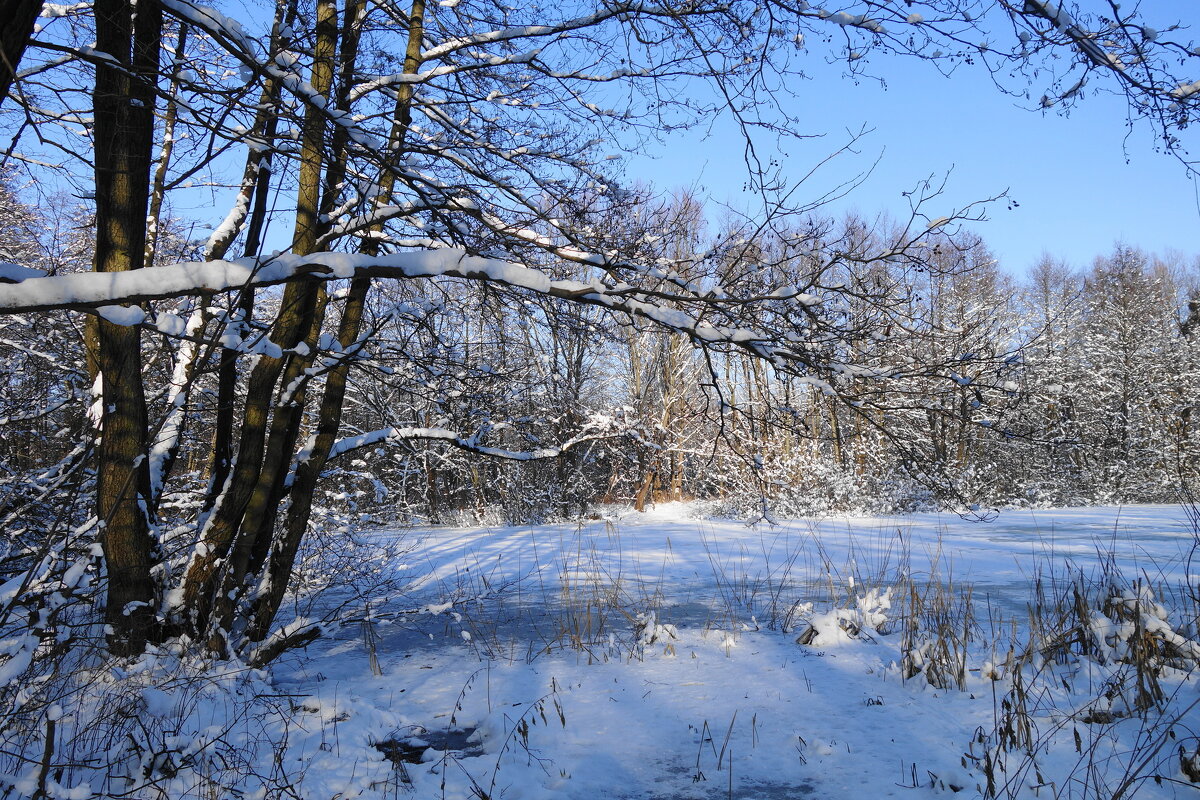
[{"xmin": 626, "ymin": 11, "xmax": 1200, "ymax": 276}]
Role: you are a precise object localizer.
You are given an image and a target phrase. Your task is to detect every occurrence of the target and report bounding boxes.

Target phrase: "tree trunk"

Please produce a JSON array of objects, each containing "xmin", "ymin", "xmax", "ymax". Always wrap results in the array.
[
  {"xmin": 92, "ymin": 0, "xmax": 161, "ymax": 655},
  {"xmin": 202, "ymin": 0, "xmax": 295, "ymax": 514},
  {"xmin": 178, "ymin": 0, "xmax": 337, "ymax": 647},
  {"xmin": 0, "ymin": 0, "xmax": 41, "ymax": 107},
  {"xmin": 248, "ymin": 0, "xmax": 428, "ymax": 645}
]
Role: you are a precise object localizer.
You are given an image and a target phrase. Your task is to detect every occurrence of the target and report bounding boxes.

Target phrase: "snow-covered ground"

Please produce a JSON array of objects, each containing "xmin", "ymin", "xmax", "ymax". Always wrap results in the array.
[{"xmin": 263, "ymin": 504, "xmax": 1200, "ymax": 799}]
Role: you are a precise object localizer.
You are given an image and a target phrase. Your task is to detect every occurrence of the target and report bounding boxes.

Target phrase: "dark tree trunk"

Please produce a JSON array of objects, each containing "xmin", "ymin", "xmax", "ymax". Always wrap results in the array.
[
  {"xmin": 202, "ymin": 1, "xmax": 295, "ymax": 515},
  {"xmin": 249, "ymin": 0, "xmax": 426, "ymax": 646},
  {"xmin": 0, "ymin": 0, "xmax": 41, "ymax": 107},
  {"xmin": 92, "ymin": 0, "xmax": 161, "ymax": 655},
  {"xmin": 182, "ymin": 0, "xmax": 339, "ymax": 651}
]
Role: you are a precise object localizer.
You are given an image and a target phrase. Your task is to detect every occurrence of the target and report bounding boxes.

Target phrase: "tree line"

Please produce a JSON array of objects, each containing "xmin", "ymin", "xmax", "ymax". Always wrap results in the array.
[{"xmin": 2, "ymin": 175, "xmax": 1197, "ymax": 609}]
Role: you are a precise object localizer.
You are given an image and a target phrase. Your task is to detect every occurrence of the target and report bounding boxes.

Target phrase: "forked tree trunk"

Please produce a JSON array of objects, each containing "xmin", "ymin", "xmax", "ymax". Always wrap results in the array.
[
  {"xmin": 249, "ymin": 0, "xmax": 428, "ymax": 643},
  {"xmin": 203, "ymin": 1, "xmax": 296, "ymax": 514},
  {"xmin": 224, "ymin": 0, "xmax": 371, "ymax": 601},
  {"xmin": 202, "ymin": 0, "xmax": 345, "ymax": 647},
  {"xmin": 179, "ymin": 0, "xmax": 340, "ymax": 649}
]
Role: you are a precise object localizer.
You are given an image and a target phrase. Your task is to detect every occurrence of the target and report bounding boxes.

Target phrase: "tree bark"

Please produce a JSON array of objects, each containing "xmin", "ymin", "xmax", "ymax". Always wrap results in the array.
[
  {"xmin": 202, "ymin": 0, "xmax": 296, "ymax": 517},
  {"xmin": 0, "ymin": 0, "xmax": 41, "ymax": 107},
  {"xmin": 248, "ymin": 0, "xmax": 427, "ymax": 645},
  {"xmin": 92, "ymin": 0, "xmax": 161, "ymax": 655},
  {"xmin": 182, "ymin": 0, "xmax": 340, "ymax": 650}
]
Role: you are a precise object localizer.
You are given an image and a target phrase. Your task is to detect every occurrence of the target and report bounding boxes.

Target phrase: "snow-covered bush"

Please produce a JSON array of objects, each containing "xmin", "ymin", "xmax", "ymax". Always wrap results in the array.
[{"xmin": 963, "ymin": 567, "xmax": 1200, "ymax": 798}]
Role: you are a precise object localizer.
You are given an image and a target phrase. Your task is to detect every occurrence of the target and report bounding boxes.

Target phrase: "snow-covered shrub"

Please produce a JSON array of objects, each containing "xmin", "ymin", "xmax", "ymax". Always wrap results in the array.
[
  {"xmin": 792, "ymin": 587, "xmax": 893, "ymax": 646},
  {"xmin": 963, "ymin": 563, "xmax": 1200, "ymax": 798},
  {"xmin": 899, "ymin": 578, "xmax": 977, "ymax": 692},
  {"xmin": 633, "ymin": 610, "xmax": 678, "ymax": 654}
]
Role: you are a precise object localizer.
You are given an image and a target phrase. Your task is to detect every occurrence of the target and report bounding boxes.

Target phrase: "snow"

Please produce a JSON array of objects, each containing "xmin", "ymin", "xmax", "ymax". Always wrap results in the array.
[
  {"xmin": 96, "ymin": 305, "xmax": 147, "ymax": 326},
  {"xmin": 329, "ymin": 424, "xmax": 599, "ymax": 461},
  {"xmin": 7, "ymin": 505, "xmax": 1199, "ymax": 798},
  {"xmin": 1, "ymin": 260, "xmax": 272, "ymax": 311},
  {"xmin": 0, "ymin": 263, "xmax": 46, "ymax": 283},
  {"xmin": 160, "ymin": 0, "xmax": 255, "ymax": 57},
  {"xmin": 1172, "ymin": 80, "xmax": 1200, "ymax": 99},
  {"xmin": 0, "ymin": 635, "xmax": 37, "ymax": 687},
  {"xmin": 148, "ymin": 305, "xmax": 208, "ymax": 499},
  {"xmin": 204, "ymin": 183, "xmax": 254, "ymax": 260},
  {"xmin": 151, "ymin": 311, "xmax": 188, "ymax": 337},
  {"xmin": 40, "ymin": 3, "xmax": 90, "ymax": 18},
  {"xmin": 251, "ymin": 504, "xmax": 1200, "ymax": 799},
  {"xmin": 0, "ymin": 251, "xmax": 557, "ymax": 311},
  {"xmin": 0, "ymin": 250, "xmax": 806, "ymax": 366}
]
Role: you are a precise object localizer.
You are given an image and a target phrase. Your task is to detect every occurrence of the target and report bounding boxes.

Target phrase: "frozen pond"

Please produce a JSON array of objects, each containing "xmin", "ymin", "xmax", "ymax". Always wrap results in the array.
[
  {"xmin": 270, "ymin": 504, "xmax": 1200, "ymax": 800},
  {"xmin": 329, "ymin": 504, "xmax": 1199, "ymax": 654}
]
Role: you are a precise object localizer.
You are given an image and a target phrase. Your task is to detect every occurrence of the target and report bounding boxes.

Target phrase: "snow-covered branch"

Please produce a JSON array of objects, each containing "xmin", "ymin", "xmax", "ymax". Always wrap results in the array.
[
  {"xmin": 0, "ymin": 249, "xmax": 811, "ymax": 367},
  {"xmin": 326, "ymin": 423, "xmax": 619, "ymax": 462}
]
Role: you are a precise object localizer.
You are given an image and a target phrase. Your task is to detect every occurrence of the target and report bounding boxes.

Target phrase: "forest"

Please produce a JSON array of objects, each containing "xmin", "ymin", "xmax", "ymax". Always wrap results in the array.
[
  {"xmin": 4, "ymin": 184, "xmax": 1199, "ymax": 528},
  {"xmin": 2, "ymin": 0, "xmax": 1200, "ymax": 798}
]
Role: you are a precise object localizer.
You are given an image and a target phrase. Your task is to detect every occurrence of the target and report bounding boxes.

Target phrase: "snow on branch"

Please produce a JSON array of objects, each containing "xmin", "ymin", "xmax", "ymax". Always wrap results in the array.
[
  {"xmin": 0, "ymin": 248, "xmax": 804, "ymax": 366},
  {"xmin": 1021, "ymin": 0, "xmax": 1110, "ymax": 68},
  {"xmin": 327, "ymin": 423, "xmax": 615, "ymax": 461}
]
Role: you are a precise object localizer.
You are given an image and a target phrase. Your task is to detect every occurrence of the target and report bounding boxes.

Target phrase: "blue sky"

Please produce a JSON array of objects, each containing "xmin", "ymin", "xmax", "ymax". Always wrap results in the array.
[
  {"xmin": 626, "ymin": 13, "xmax": 1200, "ymax": 276},
  {"xmin": 95, "ymin": 1, "xmax": 1197, "ymax": 279}
]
